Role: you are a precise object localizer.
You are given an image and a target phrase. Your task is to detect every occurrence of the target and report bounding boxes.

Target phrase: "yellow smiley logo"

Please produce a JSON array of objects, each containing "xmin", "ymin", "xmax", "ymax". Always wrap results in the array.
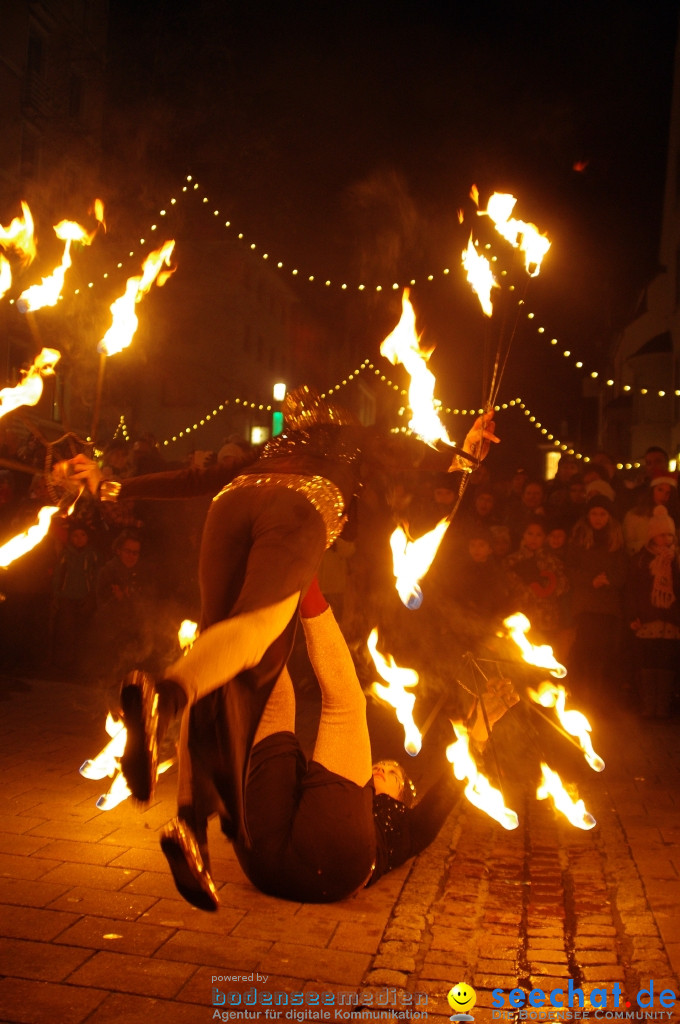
[{"xmin": 447, "ymin": 983, "xmax": 477, "ymax": 1014}]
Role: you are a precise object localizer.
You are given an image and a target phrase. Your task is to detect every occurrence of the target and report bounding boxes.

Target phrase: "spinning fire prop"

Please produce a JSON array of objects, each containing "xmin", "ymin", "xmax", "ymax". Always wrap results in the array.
[
  {"xmin": 0, "ymin": 503, "xmax": 60, "ymax": 568},
  {"xmin": 17, "ymin": 204, "xmax": 104, "ymax": 313},
  {"xmin": 367, "ymin": 628, "xmax": 422, "ymax": 756},
  {"xmin": 369, "ymin": 613, "xmax": 601, "ymax": 831},
  {"xmin": 0, "ymin": 348, "xmax": 61, "ymax": 423},
  {"xmin": 446, "ymin": 720, "xmax": 519, "ymax": 831},
  {"xmin": 0, "ymin": 200, "xmax": 36, "ymax": 270}
]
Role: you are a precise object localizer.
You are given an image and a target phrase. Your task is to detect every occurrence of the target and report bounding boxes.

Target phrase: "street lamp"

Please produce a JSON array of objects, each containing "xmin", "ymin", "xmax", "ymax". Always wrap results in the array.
[{"xmin": 272, "ymin": 382, "xmax": 286, "ymax": 436}]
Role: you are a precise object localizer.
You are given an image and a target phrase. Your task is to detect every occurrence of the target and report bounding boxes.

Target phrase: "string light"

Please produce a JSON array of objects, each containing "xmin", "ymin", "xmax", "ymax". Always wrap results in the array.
[
  {"xmin": 525, "ymin": 309, "xmax": 675, "ymax": 399},
  {"xmin": 132, "ymin": 355, "xmax": 637, "ymax": 466},
  {"xmin": 4, "ymin": 180, "xmax": 672, "ymax": 412},
  {"xmin": 112, "ymin": 414, "xmax": 130, "ymax": 442}
]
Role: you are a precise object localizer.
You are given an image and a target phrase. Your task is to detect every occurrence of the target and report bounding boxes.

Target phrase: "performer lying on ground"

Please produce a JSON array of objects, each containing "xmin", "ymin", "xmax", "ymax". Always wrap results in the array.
[
  {"xmin": 71, "ymin": 389, "xmax": 498, "ymax": 857},
  {"xmin": 157, "ymin": 576, "xmax": 518, "ymax": 910}
]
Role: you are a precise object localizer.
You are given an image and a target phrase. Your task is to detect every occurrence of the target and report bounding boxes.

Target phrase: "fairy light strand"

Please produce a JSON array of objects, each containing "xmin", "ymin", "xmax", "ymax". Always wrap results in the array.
[
  {"xmin": 3, "ymin": 179, "xmax": 674, "ymax": 404},
  {"xmin": 110, "ymin": 355, "xmax": 636, "ymax": 467}
]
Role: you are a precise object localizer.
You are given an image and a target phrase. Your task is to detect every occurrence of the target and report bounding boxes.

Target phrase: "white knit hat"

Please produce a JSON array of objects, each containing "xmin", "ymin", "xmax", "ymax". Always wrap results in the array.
[
  {"xmin": 586, "ymin": 478, "xmax": 616, "ymax": 503},
  {"xmin": 648, "ymin": 504, "xmax": 676, "ymax": 540}
]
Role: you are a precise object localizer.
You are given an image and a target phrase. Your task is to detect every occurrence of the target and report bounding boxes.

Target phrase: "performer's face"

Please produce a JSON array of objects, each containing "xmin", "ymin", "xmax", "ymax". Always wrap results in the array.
[{"xmin": 372, "ymin": 761, "xmax": 406, "ymax": 801}]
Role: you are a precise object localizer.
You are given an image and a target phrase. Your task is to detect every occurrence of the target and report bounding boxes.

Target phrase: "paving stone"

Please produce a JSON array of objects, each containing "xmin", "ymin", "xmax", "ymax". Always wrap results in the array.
[
  {"xmin": 0, "ymin": 852, "xmax": 63, "ymax": 880},
  {"xmin": 381, "ymin": 924, "xmax": 422, "ymax": 943},
  {"xmin": 33, "ymin": 839, "xmax": 131, "ymax": 867},
  {"xmin": 528, "ymin": 963, "xmax": 571, "ymax": 978},
  {"xmin": 26, "ymin": 819, "xmax": 116, "ymax": 843},
  {"xmin": 71, "ymin": 991, "xmax": 207, "ymax": 1023},
  {"xmin": 419, "ymin": 962, "xmax": 468, "ymax": 982},
  {"xmin": 0, "ymin": 832, "xmax": 52, "ymax": 857},
  {"xmin": 39, "ymin": 861, "xmax": 142, "ymax": 891},
  {"xmin": 526, "ymin": 947, "xmax": 568, "ymax": 963},
  {"xmin": 576, "ymin": 949, "xmax": 619, "ymax": 965},
  {"xmin": 218, "ymin": 881, "xmax": 302, "ymax": 914},
  {"xmin": 0, "ymin": 876, "xmax": 72, "ymax": 908},
  {"xmin": 0, "ymin": 815, "xmax": 48, "ymax": 836},
  {"xmin": 68, "ymin": 949, "xmax": 197, "ymax": 998},
  {"xmin": 0, "ymin": 936, "xmax": 93, "ymax": 982},
  {"xmin": 372, "ymin": 953, "xmax": 416, "ymax": 973},
  {"xmin": 139, "ymin": 897, "xmax": 245, "ymax": 933},
  {"xmin": 0, "ymin": 976, "xmax": 107, "ymax": 1024},
  {"xmin": 581, "ymin": 966, "xmax": 626, "ymax": 982},
  {"xmin": 155, "ymin": 929, "xmax": 273, "ymax": 971},
  {"xmin": 474, "ymin": 974, "xmax": 521, "ymax": 991},
  {"xmin": 362, "ymin": 969, "xmax": 409, "ymax": 988},
  {"xmin": 261, "ymin": 942, "xmax": 371, "ymax": 985},
  {"xmin": 0, "ymin": 904, "xmax": 79, "ymax": 942},
  {"xmin": 121, "ymin": 870, "xmax": 186, "ymax": 900},
  {"xmin": 47, "ymin": 885, "xmax": 157, "ymax": 920},
  {"xmin": 231, "ymin": 910, "xmax": 337, "ymax": 946},
  {"xmin": 329, "ymin": 920, "xmax": 385, "ymax": 954},
  {"xmin": 54, "ymin": 915, "xmax": 174, "ymax": 957}
]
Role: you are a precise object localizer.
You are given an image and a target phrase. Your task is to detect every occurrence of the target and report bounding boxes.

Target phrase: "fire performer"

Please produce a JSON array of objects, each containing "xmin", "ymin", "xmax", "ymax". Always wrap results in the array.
[
  {"xmin": 158, "ymin": 577, "xmax": 517, "ymax": 910},
  {"xmin": 71, "ymin": 388, "xmax": 498, "ymax": 861}
]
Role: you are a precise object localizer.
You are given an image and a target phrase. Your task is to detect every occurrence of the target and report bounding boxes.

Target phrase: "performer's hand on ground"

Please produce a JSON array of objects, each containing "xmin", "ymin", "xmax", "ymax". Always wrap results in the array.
[{"xmin": 67, "ymin": 453, "xmax": 102, "ymax": 495}]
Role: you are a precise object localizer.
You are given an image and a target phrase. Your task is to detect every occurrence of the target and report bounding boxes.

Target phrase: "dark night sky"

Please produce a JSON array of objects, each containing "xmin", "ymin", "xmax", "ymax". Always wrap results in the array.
[{"xmin": 105, "ymin": 0, "xmax": 678, "ymax": 456}]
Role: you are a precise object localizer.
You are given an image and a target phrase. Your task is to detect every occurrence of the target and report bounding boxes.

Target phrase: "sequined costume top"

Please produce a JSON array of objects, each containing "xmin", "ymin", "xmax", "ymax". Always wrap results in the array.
[
  {"xmin": 368, "ymin": 770, "xmax": 460, "ymax": 886},
  {"xmin": 239, "ymin": 424, "xmax": 365, "ymax": 509}
]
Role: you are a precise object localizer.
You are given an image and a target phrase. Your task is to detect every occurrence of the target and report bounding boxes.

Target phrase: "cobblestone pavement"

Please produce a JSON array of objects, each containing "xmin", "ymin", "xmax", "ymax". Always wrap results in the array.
[{"xmin": 0, "ymin": 674, "xmax": 678, "ymax": 1024}]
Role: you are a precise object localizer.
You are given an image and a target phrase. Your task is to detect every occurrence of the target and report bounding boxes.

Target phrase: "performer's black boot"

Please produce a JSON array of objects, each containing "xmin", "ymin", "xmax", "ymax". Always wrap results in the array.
[
  {"xmin": 120, "ymin": 671, "xmax": 186, "ymax": 803},
  {"xmin": 160, "ymin": 813, "xmax": 219, "ymax": 912}
]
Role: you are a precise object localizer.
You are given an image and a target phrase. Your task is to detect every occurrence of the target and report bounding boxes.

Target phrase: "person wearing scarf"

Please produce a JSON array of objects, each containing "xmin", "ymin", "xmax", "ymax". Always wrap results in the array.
[{"xmin": 627, "ymin": 504, "xmax": 680, "ymax": 718}]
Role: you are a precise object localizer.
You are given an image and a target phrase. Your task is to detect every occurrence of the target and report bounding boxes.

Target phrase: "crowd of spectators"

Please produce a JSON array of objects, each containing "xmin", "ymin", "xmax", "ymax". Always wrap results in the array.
[{"xmin": 0, "ymin": 431, "xmax": 678, "ymax": 722}]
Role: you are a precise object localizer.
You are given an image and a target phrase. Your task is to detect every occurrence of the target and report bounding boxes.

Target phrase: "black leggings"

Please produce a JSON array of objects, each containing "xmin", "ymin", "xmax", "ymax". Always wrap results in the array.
[{"xmin": 232, "ymin": 732, "xmax": 376, "ymax": 903}]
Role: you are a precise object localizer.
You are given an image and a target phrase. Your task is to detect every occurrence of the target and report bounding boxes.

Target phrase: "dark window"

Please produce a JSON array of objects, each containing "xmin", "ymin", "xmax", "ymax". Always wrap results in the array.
[
  {"xmin": 69, "ymin": 76, "xmax": 83, "ymax": 119},
  {"xmin": 27, "ymin": 32, "xmax": 44, "ymax": 77},
  {"xmin": 20, "ymin": 131, "xmax": 40, "ymax": 179}
]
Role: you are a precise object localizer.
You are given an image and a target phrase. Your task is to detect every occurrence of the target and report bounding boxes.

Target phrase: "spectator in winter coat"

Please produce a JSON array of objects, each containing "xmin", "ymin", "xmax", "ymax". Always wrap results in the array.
[
  {"xmin": 626, "ymin": 505, "xmax": 680, "ymax": 718},
  {"xmin": 565, "ymin": 495, "xmax": 628, "ymax": 707}
]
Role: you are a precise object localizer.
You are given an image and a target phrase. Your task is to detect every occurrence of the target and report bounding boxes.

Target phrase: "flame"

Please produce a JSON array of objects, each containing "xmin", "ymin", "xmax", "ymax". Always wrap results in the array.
[
  {"xmin": 17, "ymin": 215, "xmax": 100, "ymax": 312},
  {"xmin": 79, "ymin": 713, "xmax": 126, "ymax": 780},
  {"xmin": 80, "ymin": 712, "xmax": 174, "ymax": 810},
  {"xmin": 446, "ymin": 721, "xmax": 519, "ymax": 830},
  {"xmin": 537, "ymin": 762, "xmax": 596, "ymax": 830},
  {"xmin": 479, "ymin": 191, "xmax": 550, "ymax": 277},
  {"xmin": 98, "ymin": 240, "xmax": 175, "ymax": 357},
  {"xmin": 390, "ymin": 519, "xmax": 449, "ymax": 610},
  {"xmin": 0, "ymin": 200, "xmax": 36, "ymax": 265},
  {"xmin": 178, "ymin": 619, "xmax": 198, "ymax": 650},
  {"xmin": 367, "ymin": 628, "xmax": 422, "ymax": 755},
  {"xmin": 0, "ymin": 347, "xmax": 61, "ymax": 422},
  {"xmin": 0, "ymin": 505, "xmax": 59, "ymax": 568},
  {"xmin": 0, "ymin": 255, "xmax": 11, "ymax": 299},
  {"xmin": 527, "ymin": 681, "xmax": 604, "ymax": 772},
  {"xmin": 380, "ymin": 289, "xmax": 452, "ymax": 446},
  {"xmin": 504, "ymin": 612, "xmax": 567, "ymax": 677},
  {"xmin": 92, "ymin": 198, "xmax": 106, "ymax": 230},
  {"xmin": 462, "ymin": 234, "xmax": 498, "ymax": 316}
]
